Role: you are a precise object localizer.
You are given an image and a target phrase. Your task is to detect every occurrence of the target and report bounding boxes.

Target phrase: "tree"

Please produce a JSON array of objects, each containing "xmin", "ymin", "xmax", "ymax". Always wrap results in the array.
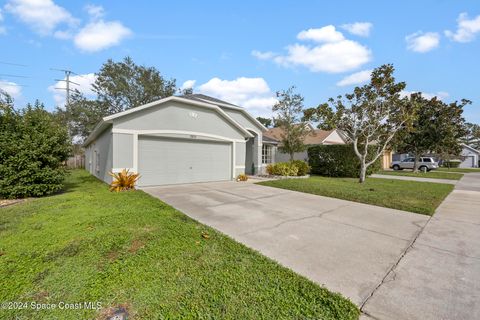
[
  {"xmin": 306, "ymin": 65, "xmax": 413, "ymax": 183},
  {"xmin": 394, "ymin": 94, "xmax": 468, "ymax": 171},
  {"xmin": 93, "ymin": 56, "xmax": 177, "ymax": 114},
  {"xmin": 0, "ymin": 98, "xmax": 71, "ymax": 198},
  {"xmin": 256, "ymin": 116, "xmax": 272, "ymax": 128},
  {"xmin": 180, "ymin": 87, "xmax": 193, "ymax": 95},
  {"xmin": 303, "ymin": 103, "xmax": 340, "ymax": 130},
  {"xmin": 463, "ymin": 122, "xmax": 480, "ymax": 149},
  {"xmin": 57, "ymin": 90, "xmax": 109, "ymax": 144},
  {"xmin": 63, "ymin": 57, "xmax": 177, "ymax": 143},
  {"xmin": 273, "ymin": 86, "xmax": 312, "ymax": 161}
]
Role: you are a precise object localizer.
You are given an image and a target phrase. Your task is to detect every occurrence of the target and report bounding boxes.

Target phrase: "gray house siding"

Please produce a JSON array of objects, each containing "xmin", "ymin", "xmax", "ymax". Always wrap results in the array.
[
  {"xmin": 114, "ymin": 102, "xmax": 246, "ymax": 140},
  {"xmin": 221, "ymin": 108, "xmax": 264, "ymax": 174},
  {"xmin": 275, "ymin": 150, "xmax": 308, "ymax": 162},
  {"xmin": 113, "ymin": 133, "xmax": 133, "ymax": 169},
  {"xmin": 235, "ymin": 141, "xmax": 246, "ymax": 176},
  {"xmin": 85, "ymin": 126, "xmax": 113, "ymax": 183}
]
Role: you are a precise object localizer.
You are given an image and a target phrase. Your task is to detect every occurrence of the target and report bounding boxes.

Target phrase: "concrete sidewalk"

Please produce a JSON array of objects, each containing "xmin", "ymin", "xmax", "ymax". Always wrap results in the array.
[
  {"xmin": 362, "ymin": 173, "xmax": 480, "ymax": 320},
  {"xmin": 143, "ymin": 181, "xmax": 429, "ymax": 306},
  {"xmin": 371, "ymin": 173, "xmax": 458, "ymax": 185}
]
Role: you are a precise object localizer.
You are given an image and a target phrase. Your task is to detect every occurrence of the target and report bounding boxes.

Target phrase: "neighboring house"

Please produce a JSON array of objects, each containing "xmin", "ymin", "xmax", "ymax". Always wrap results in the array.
[
  {"xmin": 391, "ymin": 144, "xmax": 480, "ymax": 168},
  {"xmin": 263, "ymin": 126, "xmax": 346, "ymax": 162},
  {"xmin": 459, "ymin": 144, "xmax": 480, "ymax": 168},
  {"xmin": 83, "ymin": 94, "xmax": 268, "ymax": 187}
]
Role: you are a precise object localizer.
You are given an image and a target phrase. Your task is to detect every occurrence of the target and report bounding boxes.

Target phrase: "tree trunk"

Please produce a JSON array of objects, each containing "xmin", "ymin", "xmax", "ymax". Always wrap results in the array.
[
  {"xmin": 290, "ymin": 152, "xmax": 294, "ymax": 161},
  {"xmin": 413, "ymin": 154, "xmax": 420, "ymax": 172},
  {"xmin": 359, "ymin": 161, "xmax": 367, "ymax": 183}
]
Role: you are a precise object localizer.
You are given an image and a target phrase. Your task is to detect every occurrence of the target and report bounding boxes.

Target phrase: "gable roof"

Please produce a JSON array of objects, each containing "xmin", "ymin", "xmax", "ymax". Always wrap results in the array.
[
  {"xmin": 462, "ymin": 143, "xmax": 480, "ymax": 154},
  {"xmin": 181, "ymin": 94, "xmax": 268, "ymax": 131},
  {"xmin": 263, "ymin": 127, "xmax": 344, "ymax": 145},
  {"xmin": 83, "ymin": 96, "xmax": 254, "ymax": 146}
]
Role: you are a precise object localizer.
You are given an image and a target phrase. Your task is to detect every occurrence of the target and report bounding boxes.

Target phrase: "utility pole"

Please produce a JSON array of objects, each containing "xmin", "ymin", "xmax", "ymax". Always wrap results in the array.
[{"xmin": 51, "ymin": 68, "xmax": 79, "ymax": 107}]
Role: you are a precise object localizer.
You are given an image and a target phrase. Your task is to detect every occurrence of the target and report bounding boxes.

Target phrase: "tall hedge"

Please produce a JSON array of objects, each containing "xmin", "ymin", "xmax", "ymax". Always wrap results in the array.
[
  {"xmin": 307, "ymin": 144, "xmax": 382, "ymax": 178},
  {"xmin": 0, "ymin": 101, "xmax": 71, "ymax": 199}
]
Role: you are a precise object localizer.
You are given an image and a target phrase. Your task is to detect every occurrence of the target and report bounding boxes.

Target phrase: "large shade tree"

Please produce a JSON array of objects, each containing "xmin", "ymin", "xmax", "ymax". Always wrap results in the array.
[
  {"xmin": 62, "ymin": 57, "xmax": 177, "ymax": 143},
  {"xmin": 305, "ymin": 65, "xmax": 414, "ymax": 183},
  {"xmin": 273, "ymin": 87, "xmax": 312, "ymax": 161},
  {"xmin": 395, "ymin": 94, "xmax": 468, "ymax": 171}
]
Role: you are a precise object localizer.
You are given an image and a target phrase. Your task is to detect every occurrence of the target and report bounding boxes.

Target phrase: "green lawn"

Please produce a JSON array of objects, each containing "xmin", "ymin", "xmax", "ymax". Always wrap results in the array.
[
  {"xmin": 438, "ymin": 167, "xmax": 480, "ymax": 173},
  {"xmin": 0, "ymin": 170, "xmax": 358, "ymax": 320},
  {"xmin": 258, "ymin": 176, "xmax": 454, "ymax": 215},
  {"xmin": 377, "ymin": 170, "xmax": 463, "ymax": 180}
]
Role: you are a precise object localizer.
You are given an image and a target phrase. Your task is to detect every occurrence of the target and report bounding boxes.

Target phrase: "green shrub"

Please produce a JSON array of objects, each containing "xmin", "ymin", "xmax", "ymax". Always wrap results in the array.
[
  {"xmin": 266, "ymin": 161, "xmax": 309, "ymax": 176},
  {"xmin": 290, "ymin": 160, "xmax": 310, "ymax": 175},
  {"xmin": 443, "ymin": 160, "xmax": 461, "ymax": 168},
  {"xmin": 0, "ymin": 100, "xmax": 71, "ymax": 199},
  {"xmin": 308, "ymin": 144, "xmax": 381, "ymax": 178}
]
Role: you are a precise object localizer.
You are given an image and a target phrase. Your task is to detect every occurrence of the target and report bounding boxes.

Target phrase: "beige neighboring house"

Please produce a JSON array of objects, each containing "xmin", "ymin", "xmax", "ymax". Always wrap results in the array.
[{"xmin": 262, "ymin": 125, "xmax": 347, "ymax": 163}]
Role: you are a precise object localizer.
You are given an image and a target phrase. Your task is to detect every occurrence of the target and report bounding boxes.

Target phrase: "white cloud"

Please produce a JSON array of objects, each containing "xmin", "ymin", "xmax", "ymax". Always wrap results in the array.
[
  {"xmin": 197, "ymin": 77, "xmax": 277, "ymax": 116},
  {"xmin": 85, "ymin": 4, "xmax": 104, "ymax": 20},
  {"xmin": 74, "ymin": 20, "xmax": 132, "ymax": 52},
  {"xmin": 401, "ymin": 90, "xmax": 449, "ymax": 101},
  {"xmin": 4, "ymin": 0, "xmax": 78, "ymax": 35},
  {"xmin": 253, "ymin": 25, "xmax": 372, "ymax": 73},
  {"xmin": 251, "ymin": 50, "xmax": 277, "ymax": 60},
  {"xmin": 406, "ymin": 31, "xmax": 440, "ymax": 53},
  {"xmin": 274, "ymin": 40, "xmax": 371, "ymax": 73},
  {"xmin": 181, "ymin": 80, "xmax": 196, "ymax": 90},
  {"xmin": 4, "ymin": 2, "xmax": 131, "ymax": 52},
  {"xmin": 297, "ymin": 25, "xmax": 345, "ymax": 42},
  {"xmin": 445, "ymin": 13, "xmax": 480, "ymax": 43},
  {"xmin": 341, "ymin": 22, "xmax": 373, "ymax": 37},
  {"xmin": 0, "ymin": 79, "xmax": 22, "ymax": 98},
  {"xmin": 48, "ymin": 73, "xmax": 97, "ymax": 107},
  {"xmin": 336, "ymin": 69, "xmax": 372, "ymax": 87}
]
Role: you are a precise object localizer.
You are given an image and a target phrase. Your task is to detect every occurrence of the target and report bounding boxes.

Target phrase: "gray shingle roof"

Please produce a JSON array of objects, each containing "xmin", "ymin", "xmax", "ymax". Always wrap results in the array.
[
  {"xmin": 262, "ymin": 135, "xmax": 279, "ymax": 144},
  {"xmin": 180, "ymin": 94, "xmax": 239, "ymax": 107}
]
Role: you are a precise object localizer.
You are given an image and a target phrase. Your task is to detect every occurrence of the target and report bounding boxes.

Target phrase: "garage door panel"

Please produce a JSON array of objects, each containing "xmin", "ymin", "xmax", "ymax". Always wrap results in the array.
[
  {"xmin": 460, "ymin": 156, "xmax": 474, "ymax": 168},
  {"xmin": 138, "ymin": 137, "xmax": 231, "ymax": 186}
]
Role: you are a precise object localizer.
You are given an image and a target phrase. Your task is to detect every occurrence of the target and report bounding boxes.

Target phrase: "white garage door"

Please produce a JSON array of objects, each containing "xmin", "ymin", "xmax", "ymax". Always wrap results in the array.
[
  {"xmin": 460, "ymin": 156, "xmax": 474, "ymax": 168},
  {"xmin": 138, "ymin": 136, "xmax": 232, "ymax": 186}
]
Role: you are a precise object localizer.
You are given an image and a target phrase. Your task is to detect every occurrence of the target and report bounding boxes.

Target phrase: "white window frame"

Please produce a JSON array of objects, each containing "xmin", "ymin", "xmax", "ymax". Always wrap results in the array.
[{"xmin": 262, "ymin": 144, "xmax": 273, "ymax": 164}]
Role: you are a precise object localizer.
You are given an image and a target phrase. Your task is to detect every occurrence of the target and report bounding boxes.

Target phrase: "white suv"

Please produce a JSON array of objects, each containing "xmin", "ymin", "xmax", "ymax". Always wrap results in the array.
[{"xmin": 390, "ymin": 157, "xmax": 439, "ymax": 171}]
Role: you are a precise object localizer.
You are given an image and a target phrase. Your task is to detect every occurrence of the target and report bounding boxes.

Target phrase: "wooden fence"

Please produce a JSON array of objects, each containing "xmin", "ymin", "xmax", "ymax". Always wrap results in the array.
[{"xmin": 66, "ymin": 155, "xmax": 85, "ymax": 169}]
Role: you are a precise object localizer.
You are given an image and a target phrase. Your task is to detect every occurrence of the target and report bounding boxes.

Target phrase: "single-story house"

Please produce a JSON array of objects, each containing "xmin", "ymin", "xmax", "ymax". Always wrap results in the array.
[
  {"xmin": 263, "ymin": 126, "xmax": 347, "ymax": 162},
  {"xmin": 264, "ymin": 126, "xmax": 393, "ymax": 169},
  {"xmin": 83, "ymin": 94, "xmax": 269, "ymax": 187},
  {"xmin": 459, "ymin": 144, "xmax": 480, "ymax": 168}
]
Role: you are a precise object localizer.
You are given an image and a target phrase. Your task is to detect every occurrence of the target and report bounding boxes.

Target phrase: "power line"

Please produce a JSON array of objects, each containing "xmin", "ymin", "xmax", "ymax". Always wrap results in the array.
[
  {"xmin": 0, "ymin": 73, "xmax": 30, "ymax": 78},
  {"xmin": 0, "ymin": 61, "xmax": 28, "ymax": 67},
  {"xmin": 50, "ymin": 68, "xmax": 78, "ymax": 107}
]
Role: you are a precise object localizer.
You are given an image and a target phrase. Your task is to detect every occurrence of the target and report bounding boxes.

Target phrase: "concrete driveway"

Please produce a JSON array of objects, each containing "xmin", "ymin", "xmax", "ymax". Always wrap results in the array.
[{"xmin": 142, "ymin": 179, "xmax": 429, "ymax": 306}]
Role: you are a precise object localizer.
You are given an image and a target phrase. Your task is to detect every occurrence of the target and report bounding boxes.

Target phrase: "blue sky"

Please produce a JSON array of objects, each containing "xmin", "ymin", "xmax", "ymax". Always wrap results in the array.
[{"xmin": 0, "ymin": 0, "xmax": 479, "ymax": 123}]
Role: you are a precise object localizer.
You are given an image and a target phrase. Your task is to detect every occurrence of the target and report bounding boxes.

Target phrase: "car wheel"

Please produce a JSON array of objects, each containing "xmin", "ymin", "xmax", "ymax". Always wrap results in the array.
[
  {"xmin": 419, "ymin": 166, "xmax": 427, "ymax": 172},
  {"xmin": 393, "ymin": 165, "xmax": 400, "ymax": 171}
]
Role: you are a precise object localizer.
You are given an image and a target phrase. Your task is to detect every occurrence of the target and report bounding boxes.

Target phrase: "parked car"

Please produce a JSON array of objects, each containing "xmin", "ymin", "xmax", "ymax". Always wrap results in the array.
[{"xmin": 390, "ymin": 157, "xmax": 439, "ymax": 171}]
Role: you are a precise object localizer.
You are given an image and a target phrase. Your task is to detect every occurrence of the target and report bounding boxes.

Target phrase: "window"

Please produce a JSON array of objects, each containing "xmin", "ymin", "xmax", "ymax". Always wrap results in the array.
[
  {"xmin": 402, "ymin": 158, "xmax": 414, "ymax": 162},
  {"xmin": 422, "ymin": 158, "xmax": 432, "ymax": 162},
  {"xmin": 262, "ymin": 144, "xmax": 273, "ymax": 164}
]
